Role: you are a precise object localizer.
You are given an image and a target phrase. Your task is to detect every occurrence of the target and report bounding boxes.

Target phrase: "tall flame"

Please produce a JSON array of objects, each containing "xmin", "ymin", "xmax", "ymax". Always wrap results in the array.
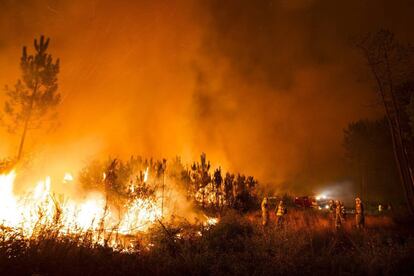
[
  {"xmin": 0, "ymin": 170, "xmax": 19, "ymax": 226},
  {"xmin": 143, "ymin": 167, "xmax": 149, "ymax": 182},
  {"xmin": 0, "ymin": 170, "xmax": 163, "ymax": 247}
]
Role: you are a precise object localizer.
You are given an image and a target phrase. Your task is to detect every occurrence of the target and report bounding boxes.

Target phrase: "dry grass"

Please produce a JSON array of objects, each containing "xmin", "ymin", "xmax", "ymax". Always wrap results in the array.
[{"xmin": 0, "ymin": 209, "xmax": 413, "ymax": 276}]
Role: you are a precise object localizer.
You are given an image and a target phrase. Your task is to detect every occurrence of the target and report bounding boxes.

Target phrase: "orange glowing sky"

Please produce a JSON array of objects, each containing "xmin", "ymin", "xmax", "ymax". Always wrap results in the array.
[{"xmin": 0, "ymin": 0, "xmax": 413, "ymax": 191}]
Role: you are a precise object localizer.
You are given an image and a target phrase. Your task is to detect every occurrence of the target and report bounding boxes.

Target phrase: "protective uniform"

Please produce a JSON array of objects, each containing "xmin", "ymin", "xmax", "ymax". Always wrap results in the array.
[
  {"xmin": 328, "ymin": 200, "xmax": 336, "ymax": 212},
  {"xmin": 335, "ymin": 200, "xmax": 343, "ymax": 229},
  {"xmin": 261, "ymin": 197, "xmax": 269, "ymax": 226},
  {"xmin": 328, "ymin": 200, "xmax": 336, "ymax": 226},
  {"xmin": 355, "ymin": 197, "xmax": 365, "ymax": 229},
  {"xmin": 275, "ymin": 200, "xmax": 286, "ymax": 227},
  {"xmin": 341, "ymin": 202, "xmax": 346, "ymax": 219}
]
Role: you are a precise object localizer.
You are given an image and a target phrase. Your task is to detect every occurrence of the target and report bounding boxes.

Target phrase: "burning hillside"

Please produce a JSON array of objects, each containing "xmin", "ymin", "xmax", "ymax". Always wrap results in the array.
[
  {"xmin": 0, "ymin": 153, "xmax": 257, "ymax": 251},
  {"xmin": 0, "ymin": 170, "xmax": 162, "ymax": 250}
]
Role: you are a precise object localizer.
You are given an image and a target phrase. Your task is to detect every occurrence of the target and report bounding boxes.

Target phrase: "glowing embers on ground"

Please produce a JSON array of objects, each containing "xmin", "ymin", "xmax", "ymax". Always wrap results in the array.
[
  {"xmin": 204, "ymin": 216, "xmax": 218, "ymax": 226},
  {"xmin": 119, "ymin": 198, "xmax": 162, "ymax": 234},
  {"xmin": 0, "ymin": 170, "xmax": 163, "ymax": 244}
]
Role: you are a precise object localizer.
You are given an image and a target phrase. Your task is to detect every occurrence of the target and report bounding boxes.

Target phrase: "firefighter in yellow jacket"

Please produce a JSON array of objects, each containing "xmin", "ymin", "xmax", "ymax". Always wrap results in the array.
[
  {"xmin": 261, "ymin": 197, "xmax": 270, "ymax": 226},
  {"xmin": 275, "ymin": 200, "xmax": 287, "ymax": 227},
  {"xmin": 355, "ymin": 197, "xmax": 365, "ymax": 229},
  {"xmin": 335, "ymin": 200, "xmax": 344, "ymax": 229}
]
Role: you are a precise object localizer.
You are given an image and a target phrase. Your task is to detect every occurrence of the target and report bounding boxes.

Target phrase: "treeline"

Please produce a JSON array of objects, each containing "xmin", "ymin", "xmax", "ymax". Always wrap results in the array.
[
  {"xmin": 343, "ymin": 117, "xmax": 401, "ymax": 203},
  {"xmin": 357, "ymin": 30, "xmax": 414, "ymax": 213},
  {"xmin": 79, "ymin": 153, "xmax": 258, "ymax": 212}
]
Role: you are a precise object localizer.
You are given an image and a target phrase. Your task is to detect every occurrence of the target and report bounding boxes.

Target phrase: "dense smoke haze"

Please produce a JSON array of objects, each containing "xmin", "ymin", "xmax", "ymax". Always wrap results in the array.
[{"xmin": 0, "ymin": 0, "xmax": 413, "ymax": 193}]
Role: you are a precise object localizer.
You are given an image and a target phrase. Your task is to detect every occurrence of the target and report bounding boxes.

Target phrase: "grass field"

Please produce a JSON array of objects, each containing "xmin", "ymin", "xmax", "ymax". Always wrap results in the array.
[{"xmin": 1, "ymin": 209, "xmax": 413, "ymax": 276}]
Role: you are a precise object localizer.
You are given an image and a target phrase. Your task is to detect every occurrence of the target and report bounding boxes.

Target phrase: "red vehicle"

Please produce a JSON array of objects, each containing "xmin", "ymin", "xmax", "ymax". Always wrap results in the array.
[{"xmin": 294, "ymin": 196, "xmax": 317, "ymax": 208}]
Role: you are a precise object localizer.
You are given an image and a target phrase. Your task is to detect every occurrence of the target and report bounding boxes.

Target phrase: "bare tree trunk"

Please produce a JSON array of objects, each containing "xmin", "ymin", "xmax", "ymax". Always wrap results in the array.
[
  {"xmin": 362, "ymin": 45, "xmax": 414, "ymax": 215},
  {"xmin": 17, "ymin": 83, "xmax": 37, "ymax": 161},
  {"xmin": 161, "ymin": 172, "xmax": 165, "ymax": 218},
  {"xmin": 384, "ymin": 54, "xmax": 414, "ymax": 214},
  {"xmin": 384, "ymin": 109, "xmax": 414, "ymax": 214},
  {"xmin": 17, "ymin": 117, "xmax": 29, "ymax": 160}
]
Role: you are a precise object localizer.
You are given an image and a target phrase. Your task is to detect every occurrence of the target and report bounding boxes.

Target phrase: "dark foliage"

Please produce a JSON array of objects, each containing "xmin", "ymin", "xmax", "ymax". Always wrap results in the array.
[
  {"xmin": 343, "ymin": 117, "xmax": 402, "ymax": 202},
  {"xmin": 1, "ymin": 211, "xmax": 413, "ymax": 276},
  {"xmin": 79, "ymin": 153, "xmax": 258, "ymax": 213}
]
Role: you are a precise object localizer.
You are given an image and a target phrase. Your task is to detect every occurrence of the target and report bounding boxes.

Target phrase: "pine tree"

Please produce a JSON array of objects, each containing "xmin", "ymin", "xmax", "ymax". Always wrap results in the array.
[{"xmin": 3, "ymin": 36, "xmax": 60, "ymax": 160}]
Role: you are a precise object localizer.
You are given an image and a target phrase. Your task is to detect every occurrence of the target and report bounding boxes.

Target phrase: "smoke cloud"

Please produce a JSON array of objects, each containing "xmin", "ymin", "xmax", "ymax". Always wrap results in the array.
[{"xmin": 0, "ymin": 0, "xmax": 413, "ymax": 192}]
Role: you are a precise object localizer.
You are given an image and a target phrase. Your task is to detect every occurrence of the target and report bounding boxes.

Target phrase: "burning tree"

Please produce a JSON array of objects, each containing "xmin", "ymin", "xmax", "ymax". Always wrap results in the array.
[
  {"xmin": 213, "ymin": 167, "xmax": 223, "ymax": 208},
  {"xmin": 2, "ymin": 36, "xmax": 60, "ymax": 161},
  {"xmin": 185, "ymin": 153, "xmax": 258, "ymax": 211},
  {"xmin": 224, "ymin": 172, "xmax": 235, "ymax": 207},
  {"xmin": 79, "ymin": 154, "xmax": 259, "ymax": 214},
  {"xmin": 190, "ymin": 153, "xmax": 211, "ymax": 208}
]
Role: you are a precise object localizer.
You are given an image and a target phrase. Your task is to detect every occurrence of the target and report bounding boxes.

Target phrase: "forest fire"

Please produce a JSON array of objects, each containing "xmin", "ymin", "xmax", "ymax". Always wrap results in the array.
[
  {"xmin": 0, "ymin": 159, "xmax": 227, "ymax": 252},
  {"xmin": 0, "ymin": 169, "xmax": 163, "ymax": 248},
  {"xmin": 1, "ymin": 1, "xmax": 414, "ymax": 273},
  {"xmin": 0, "ymin": 151, "xmax": 261, "ymax": 249}
]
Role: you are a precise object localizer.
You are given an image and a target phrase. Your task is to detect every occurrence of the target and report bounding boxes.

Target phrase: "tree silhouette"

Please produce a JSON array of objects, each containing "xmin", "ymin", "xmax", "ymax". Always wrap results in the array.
[
  {"xmin": 213, "ymin": 167, "xmax": 223, "ymax": 207},
  {"xmin": 224, "ymin": 173, "xmax": 235, "ymax": 206},
  {"xmin": 358, "ymin": 30, "xmax": 414, "ymax": 214},
  {"xmin": 343, "ymin": 118, "xmax": 400, "ymax": 202},
  {"xmin": 3, "ymin": 36, "xmax": 60, "ymax": 160}
]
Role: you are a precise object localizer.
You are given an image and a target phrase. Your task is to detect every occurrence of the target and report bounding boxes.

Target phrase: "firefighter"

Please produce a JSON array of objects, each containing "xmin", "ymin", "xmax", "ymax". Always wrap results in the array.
[
  {"xmin": 335, "ymin": 200, "xmax": 343, "ymax": 229},
  {"xmin": 340, "ymin": 201, "xmax": 346, "ymax": 219},
  {"xmin": 328, "ymin": 199, "xmax": 336, "ymax": 212},
  {"xmin": 275, "ymin": 200, "xmax": 287, "ymax": 227},
  {"xmin": 328, "ymin": 199, "xmax": 336, "ymax": 226},
  {"xmin": 261, "ymin": 197, "xmax": 270, "ymax": 226},
  {"xmin": 355, "ymin": 197, "xmax": 365, "ymax": 229}
]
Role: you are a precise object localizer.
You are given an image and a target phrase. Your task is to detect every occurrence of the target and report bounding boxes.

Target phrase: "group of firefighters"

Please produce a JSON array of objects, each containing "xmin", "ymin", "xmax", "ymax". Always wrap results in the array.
[
  {"xmin": 261, "ymin": 196, "xmax": 365, "ymax": 229},
  {"xmin": 329, "ymin": 197, "xmax": 365, "ymax": 229},
  {"xmin": 261, "ymin": 197, "xmax": 287, "ymax": 227}
]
